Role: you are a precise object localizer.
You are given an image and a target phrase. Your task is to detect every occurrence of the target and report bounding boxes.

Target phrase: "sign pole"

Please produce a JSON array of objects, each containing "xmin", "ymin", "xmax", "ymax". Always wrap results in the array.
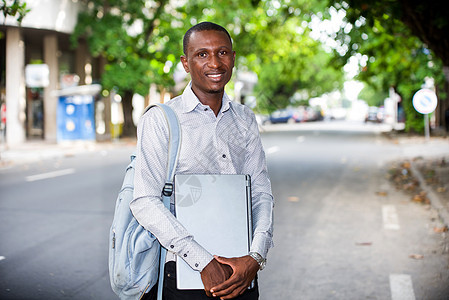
[{"xmin": 412, "ymin": 88, "xmax": 438, "ymax": 142}]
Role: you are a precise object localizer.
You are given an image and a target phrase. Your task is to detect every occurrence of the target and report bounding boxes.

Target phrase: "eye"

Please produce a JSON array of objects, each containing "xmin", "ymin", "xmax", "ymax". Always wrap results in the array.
[
  {"xmin": 198, "ymin": 52, "xmax": 207, "ymax": 58},
  {"xmin": 219, "ymin": 50, "xmax": 227, "ymax": 56}
]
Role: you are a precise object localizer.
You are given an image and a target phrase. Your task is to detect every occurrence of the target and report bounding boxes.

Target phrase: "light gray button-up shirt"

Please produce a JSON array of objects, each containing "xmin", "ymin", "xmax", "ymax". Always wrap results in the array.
[{"xmin": 131, "ymin": 83, "xmax": 274, "ymax": 272}]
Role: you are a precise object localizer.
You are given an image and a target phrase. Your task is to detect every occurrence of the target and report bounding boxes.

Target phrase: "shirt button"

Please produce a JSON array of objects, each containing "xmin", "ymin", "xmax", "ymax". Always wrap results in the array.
[
  {"xmin": 222, "ymin": 154, "xmax": 226, "ymax": 158},
  {"xmin": 184, "ymin": 254, "xmax": 188, "ymax": 257},
  {"xmin": 204, "ymin": 108, "xmax": 208, "ymax": 111},
  {"xmin": 170, "ymin": 245, "xmax": 174, "ymax": 249},
  {"xmin": 195, "ymin": 263, "xmax": 199, "ymax": 267}
]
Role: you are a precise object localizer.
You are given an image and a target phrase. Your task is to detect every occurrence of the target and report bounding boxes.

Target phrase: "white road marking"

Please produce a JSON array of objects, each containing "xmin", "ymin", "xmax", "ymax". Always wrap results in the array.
[
  {"xmin": 382, "ymin": 205, "xmax": 400, "ymax": 230},
  {"xmin": 296, "ymin": 136, "xmax": 305, "ymax": 143},
  {"xmin": 26, "ymin": 168, "xmax": 75, "ymax": 182},
  {"xmin": 0, "ymin": 256, "xmax": 5, "ymax": 261},
  {"xmin": 390, "ymin": 274, "xmax": 416, "ymax": 300},
  {"xmin": 266, "ymin": 146, "xmax": 280, "ymax": 155}
]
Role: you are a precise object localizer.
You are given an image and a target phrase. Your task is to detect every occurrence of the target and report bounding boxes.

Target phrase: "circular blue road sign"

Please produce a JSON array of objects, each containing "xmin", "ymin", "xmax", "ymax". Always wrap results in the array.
[{"xmin": 412, "ymin": 89, "xmax": 438, "ymax": 114}]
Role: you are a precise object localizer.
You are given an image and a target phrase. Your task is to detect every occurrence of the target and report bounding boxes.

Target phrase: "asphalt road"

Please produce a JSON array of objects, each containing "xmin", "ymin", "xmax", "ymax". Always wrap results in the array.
[
  {"xmin": 0, "ymin": 121, "xmax": 448, "ymax": 299},
  {"xmin": 258, "ymin": 122, "xmax": 449, "ymax": 300}
]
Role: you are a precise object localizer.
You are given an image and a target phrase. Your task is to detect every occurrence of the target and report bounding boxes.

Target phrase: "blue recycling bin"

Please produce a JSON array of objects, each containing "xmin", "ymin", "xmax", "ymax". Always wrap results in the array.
[{"xmin": 57, "ymin": 94, "xmax": 95, "ymax": 141}]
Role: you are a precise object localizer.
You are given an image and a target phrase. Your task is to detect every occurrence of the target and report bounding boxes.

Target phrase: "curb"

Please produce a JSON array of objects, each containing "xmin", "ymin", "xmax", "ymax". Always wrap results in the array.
[
  {"xmin": 0, "ymin": 140, "xmax": 136, "ymax": 169},
  {"xmin": 410, "ymin": 161, "xmax": 449, "ymax": 227}
]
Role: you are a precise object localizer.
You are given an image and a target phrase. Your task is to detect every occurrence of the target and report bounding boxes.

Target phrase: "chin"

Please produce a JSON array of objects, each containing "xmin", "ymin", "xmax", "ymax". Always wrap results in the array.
[
  {"xmin": 204, "ymin": 83, "xmax": 225, "ymax": 94},
  {"xmin": 207, "ymin": 88, "xmax": 224, "ymax": 94}
]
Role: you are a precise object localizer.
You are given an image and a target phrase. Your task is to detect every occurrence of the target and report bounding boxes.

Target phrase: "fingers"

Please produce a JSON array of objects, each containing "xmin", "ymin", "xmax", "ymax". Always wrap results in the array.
[
  {"xmin": 213, "ymin": 255, "xmax": 231, "ymax": 266},
  {"xmin": 204, "ymin": 289, "xmax": 213, "ymax": 297},
  {"xmin": 210, "ymin": 272, "xmax": 250, "ymax": 299},
  {"xmin": 209, "ymin": 255, "xmax": 256, "ymax": 299},
  {"xmin": 200, "ymin": 258, "xmax": 233, "ymax": 297},
  {"xmin": 211, "ymin": 281, "xmax": 249, "ymax": 299},
  {"xmin": 210, "ymin": 274, "xmax": 236, "ymax": 293}
]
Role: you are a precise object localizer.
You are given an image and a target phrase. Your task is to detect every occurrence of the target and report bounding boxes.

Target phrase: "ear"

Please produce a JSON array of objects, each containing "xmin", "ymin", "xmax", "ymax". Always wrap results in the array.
[{"xmin": 180, "ymin": 55, "xmax": 190, "ymax": 73}]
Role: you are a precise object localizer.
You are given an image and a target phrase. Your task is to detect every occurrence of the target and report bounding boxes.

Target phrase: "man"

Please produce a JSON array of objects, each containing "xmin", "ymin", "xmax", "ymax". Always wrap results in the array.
[{"xmin": 131, "ymin": 22, "xmax": 274, "ymax": 300}]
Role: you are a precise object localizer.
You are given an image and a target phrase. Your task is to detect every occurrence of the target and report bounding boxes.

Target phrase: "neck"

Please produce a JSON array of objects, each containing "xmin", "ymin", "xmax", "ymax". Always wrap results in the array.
[{"xmin": 192, "ymin": 88, "xmax": 224, "ymax": 117}]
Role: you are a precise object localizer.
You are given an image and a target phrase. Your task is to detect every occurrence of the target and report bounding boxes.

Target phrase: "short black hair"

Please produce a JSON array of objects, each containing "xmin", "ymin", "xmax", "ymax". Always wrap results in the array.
[{"xmin": 183, "ymin": 22, "xmax": 232, "ymax": 55}]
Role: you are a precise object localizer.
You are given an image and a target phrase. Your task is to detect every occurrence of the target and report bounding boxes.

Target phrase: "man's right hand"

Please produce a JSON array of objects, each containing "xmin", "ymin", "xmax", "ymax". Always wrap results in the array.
[{"xmin": 200, "ymin": 258, "xmax": 233, "ymax": 297}]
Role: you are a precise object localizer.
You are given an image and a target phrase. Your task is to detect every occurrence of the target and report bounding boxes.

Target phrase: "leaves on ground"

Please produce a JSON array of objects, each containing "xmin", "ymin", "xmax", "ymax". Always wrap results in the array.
[
  {"xmin": 412, "ymin": 191, "xmax": 430, "ymax": 204},
  {"xmin": 388, "ymin": 161, "xmax": 427, "ymax": 203},
  {"xmin": 355, "ymin": 242, "xmax": 372, "ymax": 246},
  {"xmin": 409, "ymin": 254, "xmax": 424, "ymax": 260},
  {"xmin": 288, "ymin": 196, "xmax": 300, "ymax": 202},
  {"xmin": 434, "ymin": 226, "xmax": 448, "ymax": 233}
]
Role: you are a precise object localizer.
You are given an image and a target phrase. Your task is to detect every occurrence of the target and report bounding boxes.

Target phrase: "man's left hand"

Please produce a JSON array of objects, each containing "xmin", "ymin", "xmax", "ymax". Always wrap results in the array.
[{"xmin": 209, "ymin": 255, "xmax": 259, "ymax": 299}]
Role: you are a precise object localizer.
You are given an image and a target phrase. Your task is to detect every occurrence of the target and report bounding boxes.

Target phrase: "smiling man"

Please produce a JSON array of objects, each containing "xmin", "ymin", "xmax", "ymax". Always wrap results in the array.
[
  {"xmin": 180, "ymin": 23, "xmax": 235, "ymax": 115},
  {"xmin": 131, "ymin": 22, "xmax": 274, "ymax": 300}
]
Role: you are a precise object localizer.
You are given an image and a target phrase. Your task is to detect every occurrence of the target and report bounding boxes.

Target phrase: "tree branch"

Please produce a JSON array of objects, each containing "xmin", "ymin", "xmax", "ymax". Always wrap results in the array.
[{"xmin": 143, "ymin": 0, "xmax": 169, "ymax": 45}]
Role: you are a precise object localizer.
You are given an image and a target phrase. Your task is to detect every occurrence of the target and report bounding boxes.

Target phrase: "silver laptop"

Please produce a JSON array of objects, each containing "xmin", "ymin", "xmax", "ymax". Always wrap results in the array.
[{"xmin": 174, "ymin": 174, "xmax": 252, "ymax": 290}]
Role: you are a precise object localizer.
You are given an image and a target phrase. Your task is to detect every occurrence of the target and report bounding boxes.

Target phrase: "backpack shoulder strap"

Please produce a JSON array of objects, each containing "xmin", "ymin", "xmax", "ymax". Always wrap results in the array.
[
  {"xmin": 143, "ymin": 103, "xmax": 181, "ymax": 202},
  {"xmin": 143, "ymin": 103, "xmax": 181, "ymax": 300}
]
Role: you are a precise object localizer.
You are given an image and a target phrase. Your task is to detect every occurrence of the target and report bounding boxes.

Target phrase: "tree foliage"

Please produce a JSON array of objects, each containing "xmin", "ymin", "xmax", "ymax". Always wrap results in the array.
[
  {"xmin": 178, "ymin": 0, "xmax": 343, "ymax": 113},
  {"xmin": 72, "ymin": 0, "xmax": 345, "ymax": 136},
  {"xmin": 358, "ymin": 84, "xmax": 387, "ymax": 108},
  {"xmin": 326, "ymin": 0, "xmax": 447, "ymax": 132},
  {"xmin": 72, "ymin": 0, "xmax": 183, "ymax": 136},
  {"xmin": 1, "ymin": 0, "xmax": 30, "ymax": 25}
]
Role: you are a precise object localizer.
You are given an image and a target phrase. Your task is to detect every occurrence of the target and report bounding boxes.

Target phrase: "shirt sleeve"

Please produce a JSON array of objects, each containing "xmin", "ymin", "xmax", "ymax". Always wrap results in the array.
[
  {"xmin": 130, "ymin": 108, "xmax": 213, "ymax": 272},
  {"xmin": 243, "ymin": 110, "xmax": 275, "ymax": 259}
]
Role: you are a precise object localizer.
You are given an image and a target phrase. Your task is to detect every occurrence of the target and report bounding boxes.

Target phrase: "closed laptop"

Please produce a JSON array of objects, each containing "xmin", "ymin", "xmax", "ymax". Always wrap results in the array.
[{"xmin": 174, "ymin": 174, "xmax": 252, "ymax": 290}]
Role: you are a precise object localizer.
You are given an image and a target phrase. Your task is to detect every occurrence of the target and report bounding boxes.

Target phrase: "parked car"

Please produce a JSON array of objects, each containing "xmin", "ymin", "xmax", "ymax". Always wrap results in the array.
[
  {"xmin": 305, "ymin": 107, "xmax": 324, "ymax": 122},
  {"xmin": 265, "ymin": 108, "xmax": 302, "ymax": 124},
  {"xmin": 365, "ymin": 107, "xmax": 384, "ymax": 123}
]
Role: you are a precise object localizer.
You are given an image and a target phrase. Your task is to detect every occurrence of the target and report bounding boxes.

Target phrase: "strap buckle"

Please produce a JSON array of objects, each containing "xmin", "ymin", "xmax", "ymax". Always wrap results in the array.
[{"xmin": 162, "ymin": 182, "xmax": 173, "ymax": 197}]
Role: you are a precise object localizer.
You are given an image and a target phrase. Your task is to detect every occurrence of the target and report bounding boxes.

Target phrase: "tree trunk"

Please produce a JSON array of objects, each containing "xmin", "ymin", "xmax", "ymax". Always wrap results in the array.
[
  {"xmin": 439, "ymin": 67, "xmax": 449, "ymax": 132},
  {"xmin": 121, "ymin": 90, "xmax": 137, "ymax": 138}
]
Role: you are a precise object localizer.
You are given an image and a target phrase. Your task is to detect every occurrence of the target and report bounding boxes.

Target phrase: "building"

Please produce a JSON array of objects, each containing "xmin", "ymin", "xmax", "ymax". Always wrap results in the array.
[{"xmin": 0, "ymin": 0, "xmax": 105, "ymax": 146}]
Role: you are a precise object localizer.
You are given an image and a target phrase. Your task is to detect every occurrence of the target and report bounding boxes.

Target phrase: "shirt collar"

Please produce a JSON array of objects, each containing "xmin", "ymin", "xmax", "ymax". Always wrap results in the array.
[{"xmin": 181, "ymin": 82, "xmax": 233, "ymax": 114}]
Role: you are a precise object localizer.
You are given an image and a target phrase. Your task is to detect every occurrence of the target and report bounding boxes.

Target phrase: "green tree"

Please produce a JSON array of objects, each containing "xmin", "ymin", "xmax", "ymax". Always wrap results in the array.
[
  {"xmin": 254, "ymin": 32, "xmax": 343, "ymax": 113},
  {"xmin": 358, "ymin": 83, "xmax": 387, "ymax": 108},
  {"xmin": 1, "ymin": 0, "xmax": 30, "ymax": 25},
  {"xmin": 72, "ymin": 0, "xmax": 344, "ymax": 136},
  {"xmin": 179, "ymin": 0, "xmax": 344, "ymax": 113},
  {"xmin": 72, "ymin": 0, "xmax": 183, "ymax": 137},
  {"xmin": 325, "ymin": 0, "xmax": 448, "ymax": 132}
]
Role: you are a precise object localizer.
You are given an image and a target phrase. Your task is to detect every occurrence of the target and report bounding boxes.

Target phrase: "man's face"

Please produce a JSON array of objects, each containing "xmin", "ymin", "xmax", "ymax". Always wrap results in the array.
[{"xmin": 181, "ymin": 30, "xmax": 235, "ymax": 98}]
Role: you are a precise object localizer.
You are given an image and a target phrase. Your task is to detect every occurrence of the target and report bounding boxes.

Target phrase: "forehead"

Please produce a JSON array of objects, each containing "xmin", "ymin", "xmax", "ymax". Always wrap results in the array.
[{"xmin": 186, "ymin": 30, "xmax": 232, "ymax": 52}]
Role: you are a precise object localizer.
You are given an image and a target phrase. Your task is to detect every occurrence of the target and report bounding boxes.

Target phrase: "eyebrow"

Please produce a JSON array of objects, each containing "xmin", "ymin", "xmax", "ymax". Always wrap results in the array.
[{"xmin": 192, "ymin": 45, "xmax": 231, "ymax": 53}]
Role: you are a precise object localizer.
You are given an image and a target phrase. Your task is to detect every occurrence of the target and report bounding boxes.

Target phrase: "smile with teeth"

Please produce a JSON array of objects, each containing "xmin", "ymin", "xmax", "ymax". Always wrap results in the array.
[{"xmin": 207, "ymin": 73, "xmax": 223, "ymax": 80}]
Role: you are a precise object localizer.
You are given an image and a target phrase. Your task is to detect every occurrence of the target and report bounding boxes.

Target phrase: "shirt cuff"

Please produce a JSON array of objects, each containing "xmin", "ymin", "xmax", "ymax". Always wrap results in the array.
[
  {"xmin": 250, "ymin": 232, "xmax": 274, "ymax": 259},
  {"xmin": 179, "ymin": 239, "xmax": 214, "ymax": 272}
]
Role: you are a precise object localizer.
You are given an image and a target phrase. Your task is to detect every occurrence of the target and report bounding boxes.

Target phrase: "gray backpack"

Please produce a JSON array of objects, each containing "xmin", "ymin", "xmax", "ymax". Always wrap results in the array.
[{"xmin": 109, "ymin": 104, "xmax": 181, "ymax": 300}]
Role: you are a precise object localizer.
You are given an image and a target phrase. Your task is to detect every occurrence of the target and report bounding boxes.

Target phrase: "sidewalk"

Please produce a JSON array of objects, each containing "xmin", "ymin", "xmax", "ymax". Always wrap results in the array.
[
  {"xmin": 0, "ymin": 138, "xmax": 137, "ymax": 169},
  {"xmin": 384, "ymin": 133, "xmax": 449, "ymax": 228}
]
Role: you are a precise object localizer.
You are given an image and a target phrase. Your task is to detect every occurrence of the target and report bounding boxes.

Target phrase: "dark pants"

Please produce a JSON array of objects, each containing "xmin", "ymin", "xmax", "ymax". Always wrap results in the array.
[{"xmin": 142, "ymin": 262, "xmax": 259, "ymax": 300}]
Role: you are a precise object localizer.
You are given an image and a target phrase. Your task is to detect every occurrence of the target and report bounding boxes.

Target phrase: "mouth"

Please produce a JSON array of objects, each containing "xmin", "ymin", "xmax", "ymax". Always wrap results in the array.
[{"xmin": 206, "ymin": 72, "xmax": 225, "ymax": 81}]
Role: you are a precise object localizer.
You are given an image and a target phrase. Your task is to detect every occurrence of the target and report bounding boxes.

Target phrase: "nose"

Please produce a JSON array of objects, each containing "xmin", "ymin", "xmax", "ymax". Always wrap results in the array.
[{"xmin": 208, "ymin": 54, "xmax": 222, "ymax": 68}]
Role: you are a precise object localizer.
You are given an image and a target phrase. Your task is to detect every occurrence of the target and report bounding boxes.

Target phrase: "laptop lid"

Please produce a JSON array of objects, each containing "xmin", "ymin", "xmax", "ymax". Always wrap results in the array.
[{"xmin": 174, "ymin": 174, "xmax": 252, "ymax": 290}]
